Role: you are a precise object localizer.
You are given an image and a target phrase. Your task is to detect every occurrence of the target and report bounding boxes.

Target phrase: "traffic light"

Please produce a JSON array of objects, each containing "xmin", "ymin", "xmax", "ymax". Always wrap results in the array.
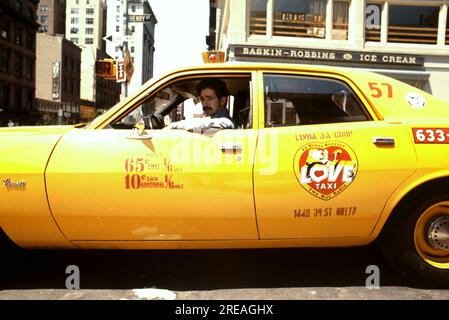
[
  {"xmin": 202, "ymin": 51, "xmax": 225, "ymax": 64},
  {"xmin": 116, "ymin": 60, "xmax": 125, "ymax": 82},
  {"xmin": 95, "ymin": 59, "xmax": 116, "ymax": 79}
]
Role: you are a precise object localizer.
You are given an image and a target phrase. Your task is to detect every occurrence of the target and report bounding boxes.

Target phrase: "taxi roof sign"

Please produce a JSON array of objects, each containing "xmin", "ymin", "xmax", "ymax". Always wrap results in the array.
[{"xmin": 202, "ymin": 51, "xmax": 225, "ymax": 64}]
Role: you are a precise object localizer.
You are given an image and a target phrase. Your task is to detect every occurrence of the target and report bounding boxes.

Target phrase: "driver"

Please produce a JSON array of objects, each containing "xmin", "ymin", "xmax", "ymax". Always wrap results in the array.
[{"xmin": 165, "ymin": 79, "xmax": 236, "ymax": 131}]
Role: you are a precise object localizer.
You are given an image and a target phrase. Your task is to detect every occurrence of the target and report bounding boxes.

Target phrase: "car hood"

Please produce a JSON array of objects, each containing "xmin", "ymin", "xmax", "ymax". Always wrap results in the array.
[
  {"xmin": 0, "ymin": 125, "xmax": 77, "ymax": 136},
  {"xmin": 0, "ymin": 125, "xmax": 79, "ymax": 177}
]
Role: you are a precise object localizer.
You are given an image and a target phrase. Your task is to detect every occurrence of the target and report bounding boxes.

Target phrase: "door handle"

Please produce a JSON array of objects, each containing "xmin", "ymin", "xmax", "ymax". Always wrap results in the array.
[
  {"xmin": 219, "ymin": 143, "xmax": 243, "ymax": 153},
  {"xmin": 372, "ymin": 137, "xmax": 395, "ymax": 146}
]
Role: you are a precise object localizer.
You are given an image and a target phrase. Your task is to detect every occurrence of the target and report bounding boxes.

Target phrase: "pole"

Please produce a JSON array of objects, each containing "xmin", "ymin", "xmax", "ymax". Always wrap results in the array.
[{"xmin": 121, "ymin": 0, "xmax": 128, "ymax": 100}]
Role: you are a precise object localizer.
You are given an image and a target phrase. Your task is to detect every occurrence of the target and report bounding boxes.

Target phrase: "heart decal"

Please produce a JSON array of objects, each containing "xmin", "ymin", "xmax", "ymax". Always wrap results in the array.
[{"xmin": 293, "ymin": 142, "xmax": 358, "ymax": 200}]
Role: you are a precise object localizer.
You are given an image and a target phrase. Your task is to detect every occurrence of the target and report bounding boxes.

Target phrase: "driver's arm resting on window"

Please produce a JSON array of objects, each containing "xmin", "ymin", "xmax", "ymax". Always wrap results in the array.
[{"xmin": 165, "ymin": 79, "xmax": 235, "ymax": 131}]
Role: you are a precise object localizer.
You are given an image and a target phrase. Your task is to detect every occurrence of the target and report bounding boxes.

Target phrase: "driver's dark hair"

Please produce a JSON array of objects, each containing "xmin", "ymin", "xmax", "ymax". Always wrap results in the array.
[{"xmin": 196, "ymin": 79, "xmax": 228, "ymax": 99}]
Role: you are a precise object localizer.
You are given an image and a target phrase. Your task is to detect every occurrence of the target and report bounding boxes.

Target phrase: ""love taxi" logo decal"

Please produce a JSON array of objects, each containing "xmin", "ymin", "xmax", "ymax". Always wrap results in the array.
[{"xmin": 293, "ymin": 142, "xmax": 358, "ymax": 200}]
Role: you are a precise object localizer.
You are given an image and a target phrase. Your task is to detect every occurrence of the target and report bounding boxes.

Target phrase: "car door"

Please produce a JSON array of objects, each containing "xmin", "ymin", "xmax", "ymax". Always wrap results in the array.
[
  {"xmin": 45, "ymin": 72, "xmax": 259, "ymax": 241},
  {"xmin": 253, "ymin": 71, "xmax": 417, "ymax": 239}
]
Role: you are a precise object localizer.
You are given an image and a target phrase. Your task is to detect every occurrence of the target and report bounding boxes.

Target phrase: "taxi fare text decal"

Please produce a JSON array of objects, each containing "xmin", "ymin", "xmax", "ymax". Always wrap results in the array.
[
  {"xmin": 294, "ymin": 142, "xmax": 358, "ymax": 200},
  {"xmin": 124, "ymin": 156, "xmax": 184, "ymax": 190}
]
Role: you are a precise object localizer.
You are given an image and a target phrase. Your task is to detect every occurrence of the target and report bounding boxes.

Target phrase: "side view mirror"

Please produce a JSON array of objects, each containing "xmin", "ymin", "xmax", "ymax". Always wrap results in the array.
[{"xmin": 127, "ymin": 119, "xmax": 152, "ymax": 140}]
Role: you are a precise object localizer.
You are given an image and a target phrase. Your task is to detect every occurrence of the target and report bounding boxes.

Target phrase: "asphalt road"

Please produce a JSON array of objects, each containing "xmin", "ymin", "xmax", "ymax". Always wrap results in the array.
[{"xmin": 1, "ymin": 244, "xmax": 448, "ymax": 300}]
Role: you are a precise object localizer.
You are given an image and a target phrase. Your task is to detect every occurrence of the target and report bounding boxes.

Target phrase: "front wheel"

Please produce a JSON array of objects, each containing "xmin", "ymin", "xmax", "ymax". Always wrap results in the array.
[
  {"xmin": 0, "ymin": 228, "xmax": 26, "ymax": 276},
  {"xmin": 380, "ymin": 193, "xmax": 449, "ymax": 287}
]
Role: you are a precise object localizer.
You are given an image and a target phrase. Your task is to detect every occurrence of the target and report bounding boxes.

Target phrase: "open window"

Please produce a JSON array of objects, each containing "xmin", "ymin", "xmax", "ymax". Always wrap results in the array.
[{"xmin": 108, "ymin": 75, "xmax": 253, "ymax": 130}]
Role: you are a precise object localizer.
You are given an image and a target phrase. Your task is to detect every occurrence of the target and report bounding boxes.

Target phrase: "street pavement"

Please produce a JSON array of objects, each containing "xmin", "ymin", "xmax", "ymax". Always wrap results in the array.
[
  {"xmin": 0, "ymin": 287, "xmax": 449, "ymax": 300},
  {"xmin": 1, "ymin": 246, "xmax": 448, "ymax": 300}
]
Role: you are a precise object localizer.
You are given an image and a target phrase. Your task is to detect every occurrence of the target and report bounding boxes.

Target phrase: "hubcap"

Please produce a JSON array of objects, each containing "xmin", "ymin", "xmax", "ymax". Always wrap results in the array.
[
  {"xmin": 428, "ymin": 216, "xmax": 449, "ymax": 252},
  {"xmin": 414, "ymin": 201, "xmax": 449, "ymax": 269}
]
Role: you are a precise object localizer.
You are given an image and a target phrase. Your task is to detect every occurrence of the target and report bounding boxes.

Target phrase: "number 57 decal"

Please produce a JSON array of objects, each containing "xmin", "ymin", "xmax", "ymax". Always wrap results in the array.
[{"xmin": 368, "ymin": 82, "xmax": 393, "ymax": 98}]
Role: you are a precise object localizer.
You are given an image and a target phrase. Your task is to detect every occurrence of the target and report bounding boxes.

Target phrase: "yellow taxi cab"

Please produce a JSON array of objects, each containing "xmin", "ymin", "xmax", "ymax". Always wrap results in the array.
[{"xmin": 1, "ymin": 62, "xmax": 449, "ymax": 286}]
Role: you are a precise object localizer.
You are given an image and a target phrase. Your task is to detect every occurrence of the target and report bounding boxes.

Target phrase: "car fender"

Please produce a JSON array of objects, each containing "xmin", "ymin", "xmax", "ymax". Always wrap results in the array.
[
  {"xmin": 371, "ymin": 170, "xmax": 449, "ymax": 241},
  {"xmin": 0, "ymin": 126, "xmax": 77, "ymax": 248}
]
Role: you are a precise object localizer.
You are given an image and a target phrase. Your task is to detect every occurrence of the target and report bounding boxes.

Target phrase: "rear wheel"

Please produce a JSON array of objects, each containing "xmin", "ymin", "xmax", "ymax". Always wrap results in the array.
[{"xmin": 380, "ymin": 193, "xmax": 449, "ymax": 287}]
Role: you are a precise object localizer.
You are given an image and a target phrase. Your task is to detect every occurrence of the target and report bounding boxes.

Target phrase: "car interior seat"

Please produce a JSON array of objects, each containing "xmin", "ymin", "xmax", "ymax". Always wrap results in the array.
[{"xmin": 233, "ymin": 89, "xmax": 250, "ymax": 129}]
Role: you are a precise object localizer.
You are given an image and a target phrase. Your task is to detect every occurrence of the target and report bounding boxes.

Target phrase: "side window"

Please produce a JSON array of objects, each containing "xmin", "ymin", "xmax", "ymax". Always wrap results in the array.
[
  {"xmin": 263, "ymin": 74, "xmax": 370, "ymax": 127},
  {"xmin": 110, "ymin": 76, "xmax": 253, "ymax": 130}
]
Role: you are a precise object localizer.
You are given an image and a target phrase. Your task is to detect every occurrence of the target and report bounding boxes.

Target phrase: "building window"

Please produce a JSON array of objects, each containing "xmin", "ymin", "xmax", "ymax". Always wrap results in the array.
[
  {"xmin": 131, "ymin": 5, "xmax": 136, "ymax": 12},
  {"xmin": 13, "ymin": 0, "xmax": 22, "ymax": 12},
  {"xmin": 14, "ymin": 54, "xmax": 23, "ymax": 77},
  {"xmin": 71, "ymin": 8, "xmax": 79, "ymax": 14},
  {"xmin": 388, "ymin": 5, "xmax": 439, "ymax": 45},
  {"xmin": 70, "ymin": 27, "xmax": 78, "ymax": 34},
  {"xmin": 26, "ymin": 59, "xmax": 33, "ymax": 80},
  {"xmin": 0, "ymin": 50, "xmax": 9, "ymax": 73},
  {"xmin": 40, "ymin": 15, "xmax": 48, "ymax": 24},
  {"xmin": 70, "ymin": 37, "xmax": 79, "ymax": 44},
  {"xmin": 39, "ymin": 5, "xmax": 49, "ymax": 12},
  {"xmin": 85, "ymin": 28, "xmax": 94, "ymax": 35},
  {"xmin": 85, "ymin": 38, "xmax": 94, "ymax": 44},
  {"xmin": 332, "ymin": 1, "xmax": 349, "ymax": 40},
  {"xmin": 249, "ymin": 0, "xmax": 268, "ymax": 35},
  {"xmin": 15, "ymin": 88, "xmax": 22, "ymax": 110},
  {"xmin": 86, "ymin": 18, "xmax": 94, "ymax": 24},
  {"xmin": 26, "ymin": 32, "xmax": 33, "ymax": 50},
  {"xmin": 26, "ymin": 8, "xmax": 34, "ymax": 20},
  {"xmin": 39, "ymin": 25, "xmax": 48, "ymax": 33},
  {"xmin": 131, "ymin": 26, "xmax": 135, "ymax": 33},
  {"xmin": 15, "ymin": 28, "xmax": 22, "ymax": 45},
  {"xmin": 273, "ymin": 0, "xmax": 326, "ymax": 39},
  {"xmin": 365, "ymin": 2, "xmax": 381, "ymax": 42},
  {"xmin": 116, "ymin": 25, "xmax": 120, "ymax": 32},
  {"xmin": 28, "ymin": 90, "xmax": 33, "ymax": 111},
  {"xmin": 86, "ymin": 8, "xmax": 94, "ymax": 15},
  {"xmin": 0, "ymin": 22, "xmax": 8, "ymax": 40},
  {"xmin": 0, "ymin": 85, "xmax": 10, "ymax": 110},
  {"xmin": 131, "ymin": 46, "xmax": 134, "ymax": 53},
  {"xmin": 71, "ymin": 18, "xmax": 79, "ymax": 24}
]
